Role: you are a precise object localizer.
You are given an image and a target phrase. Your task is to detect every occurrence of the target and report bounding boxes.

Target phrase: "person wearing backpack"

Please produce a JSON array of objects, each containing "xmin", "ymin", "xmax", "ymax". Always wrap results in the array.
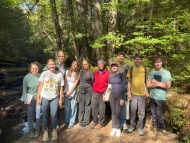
[
  {"xmin": 117, "ymin": 52, "xmax": 130, "ymax": 130},
  {"xmin": 127, "ymin": 54, "xmax": 149, "ymax": 136},
  {"xmin": 147, "ymin": 57, "xmax": 172, "ymax": 143}
]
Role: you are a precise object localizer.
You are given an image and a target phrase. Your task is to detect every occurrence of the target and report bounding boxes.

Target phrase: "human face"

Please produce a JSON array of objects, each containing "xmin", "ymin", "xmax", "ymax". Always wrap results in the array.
[
  {"xmin": 71, "ymin": 61, "xmax": 78, "ymax": 71},
  {"xmin": 57, "ymin": 51, "xmax": 65, "ymax": 63},
  {"xmin": 154, "ymin": 60, "xmax": 162, "ymax": 70},
  {"xmin": 117, "ymin": 54, "xmax": 125, "ymax": 63},
  {"xmin": 47, "ymin": 60, "xmax": 56, "ymax": 72},
  {"xmin": 98, "ymin": 63, "xmax": 105, "ymax": 71},
  {"xmin": 30, "ymin": 65, "xmax": 39, "ymax": 75},
  {"xmin": 111, "ymin": 64, "xmax": 118, "ymax": 73},
  {"xmin": 83, "ymin": 61, "xmax": 89, "ymax": 70},
  {"xmin": 134, "ymin": 57, "xmax": 142, "ymax": 66}
]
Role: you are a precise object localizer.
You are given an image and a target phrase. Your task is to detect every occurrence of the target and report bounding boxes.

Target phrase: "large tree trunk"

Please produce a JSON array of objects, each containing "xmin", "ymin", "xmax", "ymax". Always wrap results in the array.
[
  {"xmin": 51, "ymin": 0, "xmax": 63, "ymax": 51},
  {"xmin": 107, "ymin": 0, "xmax": 118, "ymax": 63},
  {"xmin": 76, "ymin": 0, "xmax": 91, "ymax": 62},
  {"xmin": 91, "ymin": 0, "xmax": 103, "ymax": 61}
]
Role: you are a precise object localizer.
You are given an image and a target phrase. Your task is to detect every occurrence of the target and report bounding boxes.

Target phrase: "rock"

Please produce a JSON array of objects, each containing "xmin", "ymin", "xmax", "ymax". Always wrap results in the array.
[
  {"xmin": 0, "ymin": 129, "xmax": 2, "ymax": 135},
  {"xmin": 2, "ymin": 111, "xmax": 8, "ymax": 117},
  {"xmin": 169, "ymin": 98, "xmax": 189, "ymax": 109},
  {"xmin": 2, "ymin": 91, "xmax": 21, "ymax": 97},
  {"xmin": 4, "ymin": 101, "xmax": 21, "ymax": 112}
]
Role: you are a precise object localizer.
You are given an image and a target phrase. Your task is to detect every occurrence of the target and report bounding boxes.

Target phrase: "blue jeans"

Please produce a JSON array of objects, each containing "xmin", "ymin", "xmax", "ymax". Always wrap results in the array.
[
  {"xmin": 27, "ymin": 100, "xmax": 41, "ymax": 130},
  {"xmin": 121, "ymin": 95, "xmax": 127, "ymax": 125},
  {"xmin": 64, "ymin": 92, "xmax": 77, "ymax": 126},
  {"xmin": 41, "ymin": 97, "xmax": 59, "ymax": 130}
]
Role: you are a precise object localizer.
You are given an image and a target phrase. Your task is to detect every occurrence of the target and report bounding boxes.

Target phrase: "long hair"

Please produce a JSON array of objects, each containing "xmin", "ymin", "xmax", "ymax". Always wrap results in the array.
[{"xmin": 67, "ymin": 60, "xmax": 79, "ymax": 80}]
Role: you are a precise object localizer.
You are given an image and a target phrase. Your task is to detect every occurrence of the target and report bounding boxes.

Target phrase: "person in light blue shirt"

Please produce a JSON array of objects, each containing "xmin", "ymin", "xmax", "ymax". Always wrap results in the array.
[{"xmin": 147, "ymin": 57, "xmax": 172, "ymax": 142}]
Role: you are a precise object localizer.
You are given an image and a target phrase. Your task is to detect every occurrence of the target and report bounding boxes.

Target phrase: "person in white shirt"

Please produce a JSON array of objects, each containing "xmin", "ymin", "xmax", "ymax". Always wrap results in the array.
[
  {"xmin": 64, "ymin": 60, "xmax": 79, "ymax": 129},
  {"xmin": 37, "ymin": 59, "xmax": 64, "ymax": 142}
]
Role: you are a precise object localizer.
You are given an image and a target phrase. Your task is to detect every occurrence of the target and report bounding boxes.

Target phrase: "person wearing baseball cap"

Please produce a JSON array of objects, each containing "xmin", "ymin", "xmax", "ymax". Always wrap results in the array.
[
  {"xmin": 103, "ymin": 61, "xmax": 126, "ymax": 137},
  {"xmin": 90, "ymin": 60, "xmax": 110, "ymax": 130}
]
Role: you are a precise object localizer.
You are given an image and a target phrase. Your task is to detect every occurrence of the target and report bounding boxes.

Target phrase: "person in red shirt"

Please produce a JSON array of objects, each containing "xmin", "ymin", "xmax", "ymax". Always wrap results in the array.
[{"xmin": 90, "ymin": 60, "xmax": 110, "ymax": 130}]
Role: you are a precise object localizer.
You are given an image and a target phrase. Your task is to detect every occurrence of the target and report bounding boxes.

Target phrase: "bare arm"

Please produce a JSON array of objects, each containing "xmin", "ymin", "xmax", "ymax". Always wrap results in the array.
[
  {"xmin": 127, "ymin": 78, "xmax": 132, "ymax": 100},
  {"xmin": 36, "ymin": 82, "xmax": 44, "ymax": 104},
  {"xmin": 147, "ymin": 79, "xmax": 171, "ymax": 89}
]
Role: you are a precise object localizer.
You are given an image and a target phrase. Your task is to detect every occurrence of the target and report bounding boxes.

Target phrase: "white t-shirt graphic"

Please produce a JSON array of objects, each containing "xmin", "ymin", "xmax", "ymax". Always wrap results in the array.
[{"xmin": 39, "ymin": 70, "xmax": 64, "ymax": 100}]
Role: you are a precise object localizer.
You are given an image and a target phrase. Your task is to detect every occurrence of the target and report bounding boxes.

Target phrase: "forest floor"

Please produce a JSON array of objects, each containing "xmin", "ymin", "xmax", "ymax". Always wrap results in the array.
[{"xmin": 15, "ymin": 107, "xmax": 179, "ymax": 143}]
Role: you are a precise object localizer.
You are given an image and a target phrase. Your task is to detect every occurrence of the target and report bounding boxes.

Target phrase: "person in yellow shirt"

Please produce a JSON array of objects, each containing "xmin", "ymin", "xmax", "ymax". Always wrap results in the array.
[{"xmin": 127, "ymin": 54, "xmax": 149, "ymax": 136}]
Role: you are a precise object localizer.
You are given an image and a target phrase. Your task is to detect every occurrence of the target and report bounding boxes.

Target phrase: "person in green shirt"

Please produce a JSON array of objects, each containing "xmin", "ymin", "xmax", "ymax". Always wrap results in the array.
[
  {"xmin": 147, "ymin": 57, "xmax": 172, "ymax": 143},
  {"xmin": 22, "ymin": 62, "xmax": 41, "ymax": 139}
]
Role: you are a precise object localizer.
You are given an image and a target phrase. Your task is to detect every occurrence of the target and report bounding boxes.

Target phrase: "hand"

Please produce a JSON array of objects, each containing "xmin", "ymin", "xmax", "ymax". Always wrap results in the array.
[
  {"xmin": 59, "ymin": 99, "xmax": 62, "ymax": 106},
  {"xmin": 120, "ymin": 99, "xmax": 124, "ymax": 106},
  {"xmin": 151, "ymin": 79, "xmax": 158, "ymax": 84},
  {"xmin": 145, "ymin": 91, "xmax": 149, "ymax": 97},
  {"xmin": 158, "ymin": 82, "xmax": 167, "ymax": 88},
  {"xmin": 102, "ymin": 96, "xmax": 106, "ymax": 101},
  {"xmin": 36, "ymin": 99, "xmax": 41, "ymax": 104},
  {"xmin": 24, "ymin": 101, "xmax": 28, "ymax": 104},
  {"xmin": 66, "ymin": 92, "xmax": 71, "ymax": 97},
  {"xmin": 128, "ymin": 92, "xmax": 132, "ymax": 100}
]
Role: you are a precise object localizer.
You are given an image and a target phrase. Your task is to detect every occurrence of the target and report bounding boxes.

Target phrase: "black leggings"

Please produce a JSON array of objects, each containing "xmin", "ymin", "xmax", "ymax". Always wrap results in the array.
[{"xmin": 110, "ymin": 94, "xmax": 122, "ymax": 129}]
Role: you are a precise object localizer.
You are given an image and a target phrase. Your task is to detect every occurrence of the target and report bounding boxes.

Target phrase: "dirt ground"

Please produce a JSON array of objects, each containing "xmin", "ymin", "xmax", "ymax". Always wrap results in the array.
[{"xmin": 15, "ymin": 107, "xmax": 179, "ymax": 143}]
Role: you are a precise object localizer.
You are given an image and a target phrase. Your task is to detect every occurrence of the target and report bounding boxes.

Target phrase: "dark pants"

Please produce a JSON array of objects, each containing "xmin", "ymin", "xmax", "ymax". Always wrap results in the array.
[
  {"xmin": 91, "ymin": 92, "xmax": 106, "ymax": 124},
  {"xmin": 130, "ymin": 94, "xmax": 146, "ymax": 129},
  {"xmin": 110, "ymin": 94, "xmax": 122, "ymax": 129},
  {"xmin": 78, "ymin": 86, "xmax": 92, "ymax": 125},
  {"xmin": 27, "ymin": 100, "xmax": 41, "ymax": 130},
  {"xmin": 150, "ymin": 98, "xmax": 165, "ymax": 133}
]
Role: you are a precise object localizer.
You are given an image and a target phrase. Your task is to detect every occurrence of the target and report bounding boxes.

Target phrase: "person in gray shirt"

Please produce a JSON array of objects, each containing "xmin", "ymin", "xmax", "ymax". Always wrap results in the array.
[
  {"xmin": 78, "ymin": 60, "xmax": 94, "ymax": 128},
  {"xmin": 117, "ymin": 52, "xmax": 130, "ymax": 130}
]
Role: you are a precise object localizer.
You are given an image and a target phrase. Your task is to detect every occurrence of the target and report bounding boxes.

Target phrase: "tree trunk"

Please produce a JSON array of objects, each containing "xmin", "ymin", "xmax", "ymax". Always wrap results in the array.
[
  {"xmin": 51, "ymin": 0, "xmax": 63, "ymax": 51},
  {"xmin": 91, "ymin": 0, "xmax": 103, "ymax": 61},
  {"xmin": 107, "ymin": 0, "xmax": 118, "ymax": 63}
]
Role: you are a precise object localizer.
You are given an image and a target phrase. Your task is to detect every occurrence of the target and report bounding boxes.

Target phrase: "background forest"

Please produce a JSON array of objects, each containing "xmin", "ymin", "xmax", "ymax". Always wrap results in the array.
[{"xmin": 1, "ymin": 0, "xmax": 190, "ymax": 84}]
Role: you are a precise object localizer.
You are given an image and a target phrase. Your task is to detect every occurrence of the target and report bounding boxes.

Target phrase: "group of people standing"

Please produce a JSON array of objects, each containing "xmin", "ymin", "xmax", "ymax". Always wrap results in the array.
[{"xmin": 22, "ymin": 50, "xmax": 172, "ymax": 143}]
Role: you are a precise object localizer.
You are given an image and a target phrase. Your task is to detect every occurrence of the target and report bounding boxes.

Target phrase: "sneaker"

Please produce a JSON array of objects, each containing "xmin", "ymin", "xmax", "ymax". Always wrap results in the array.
[
  {"xmin": 43, "ymin": 131, "xmax": 49, "ymax": 142},
  {"xmin": 34, "ymin": 127, "xmax": 40, "ymax": 138},
  {"xmin": 56, "ymin": 124, "xmax": 59, "ymax": 129},
  {"xmin": 152, "ymin": 127, "xmax": 158, "ymax": 140},
  {"xmin": 68, "ymin": 124, "xmax": 74, "ymax": 129},
  {"xmin": 127, "ymin": 126, "xmax": 135, "ymax": 133},
  {"xmin": 138, "ymin": 128, "xmax": 144, "ymax": 136},
  {"xmin": 94, "ymin": 124, "xmax": 103, "ymax": 130},
  {"xmin": 51, "ymin": 130, "xmax": 58, "ymax": 141},
  {"xmin": 122, "ymin": 124, "xmax": 128, "ymax": 130},
  {"xmin": 110, "ymin": 128, "xmax": 117, "ymax": 136},
  {"xmin": 29, "ymin": 129, "xmax": 34, "ymax": 139},
  {"xmin": 116, "ymin": 129, "xmax": 121, "ymax": 137},
  {"xmin": 156, "ymin": 132, "xmax": 163, "ymax": 143},
  {"xmin": 90, "ymin": 122, "xmax": 96, "ymax": 129}
]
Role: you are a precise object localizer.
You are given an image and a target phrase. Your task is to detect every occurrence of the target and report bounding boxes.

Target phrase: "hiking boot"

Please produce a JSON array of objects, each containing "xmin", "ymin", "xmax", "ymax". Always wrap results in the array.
[
  {"xmin": 152, "ymin": 127, "xmax": 158, "ymax": 140},
  {"xmin": 29, "ymin": 129, "xmax": 34, "ymax": 139},
  {"xmin": 34, "ymin": 127, "xmax": 40, "ymax": 138},
  {"xmin": 94, "ymin": 124, "xmax": 103, "ymax": 130},
  {"xmin": 90, "ymin": 122, "xmax": 96, "ymax": 129},
  {"xmin": 51, "ymin": 130, "xmax": 58, "ymax": 141},
  {"xmin": 110, "ymin": 128, "xmax": 117, "ymax": 136},
  {"xmin": 156, "ymin": 132, "xmax": 163, "ymax": 143},
  {"xmin": 127, "ymin": 126, "xmax": 135, "ymax": 133},
  {"xmin": 122, "ymin": 124, "xmax": 128, "ymax": 130},
  {"xmin": 138, "ymin": 128, "xmax": 144, "ymax": 136},
  {"xmin": 43, "ymin": 131, "xmax": 49, "ymax": 142},
  {"xmin": 116, "ymin": 129, "xmax": 121, "ymax": 137}
]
